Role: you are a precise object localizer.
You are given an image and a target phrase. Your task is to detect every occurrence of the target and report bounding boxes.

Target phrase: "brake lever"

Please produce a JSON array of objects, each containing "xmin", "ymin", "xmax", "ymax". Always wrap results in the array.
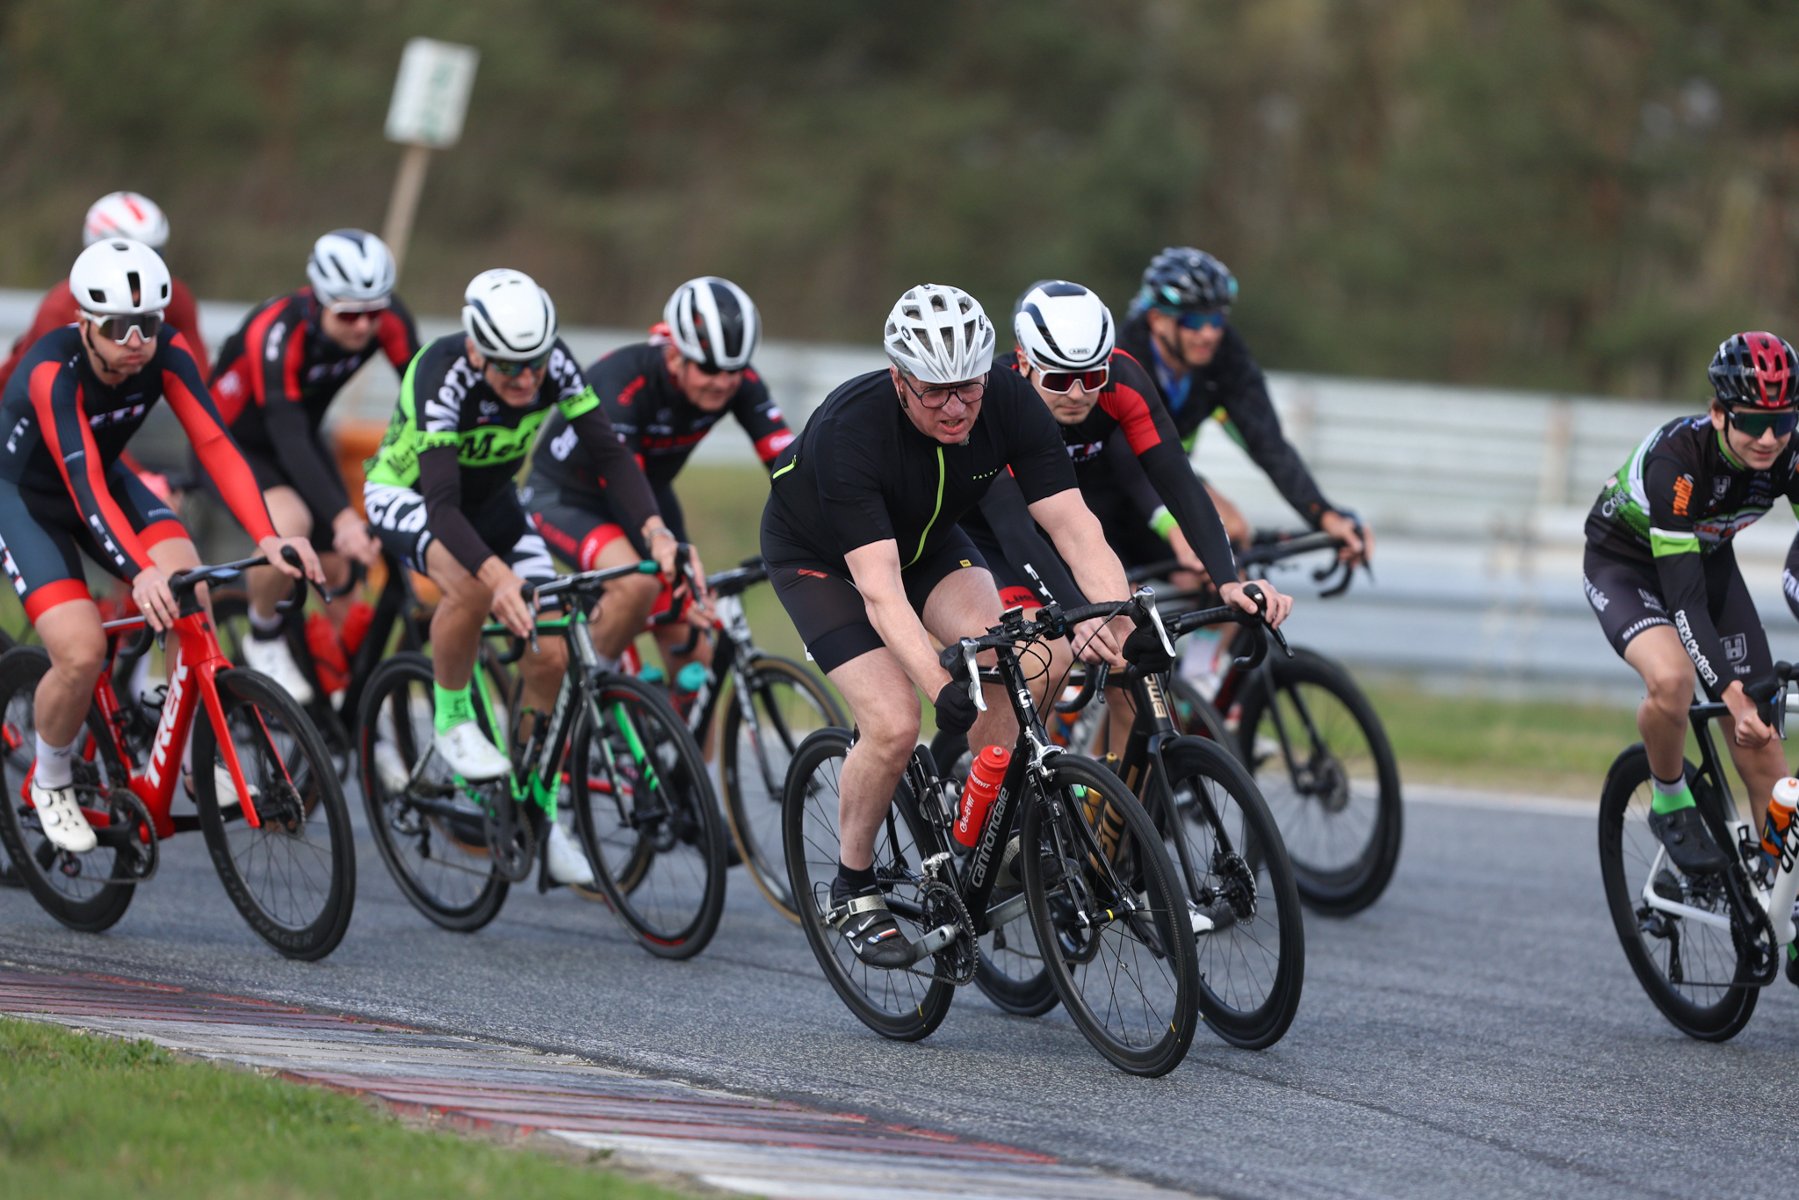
[
  {"xmin": 1143, "ymin": 590, "xmax": 1174, "ymax": 660},
  {"xmin": 963, "ymin": 640, "xmax": 986, "ymax": 714}
]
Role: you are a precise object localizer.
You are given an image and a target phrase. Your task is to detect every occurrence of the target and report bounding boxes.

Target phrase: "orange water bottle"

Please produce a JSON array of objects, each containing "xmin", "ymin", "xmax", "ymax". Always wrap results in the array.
[
  {"xmin": 1761, "ymin": 776, "xmax": 1799, "ymax": 873},
  {"xmin": 953, "ymin": 745, "xmax": 1012, "ymax": 848}
]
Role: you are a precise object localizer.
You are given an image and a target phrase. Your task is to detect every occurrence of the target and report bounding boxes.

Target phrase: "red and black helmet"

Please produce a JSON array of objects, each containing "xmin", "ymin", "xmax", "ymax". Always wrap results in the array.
[{"xmin": 1709, "ymin": 332, "xmax": 1799, "ymax": 409}]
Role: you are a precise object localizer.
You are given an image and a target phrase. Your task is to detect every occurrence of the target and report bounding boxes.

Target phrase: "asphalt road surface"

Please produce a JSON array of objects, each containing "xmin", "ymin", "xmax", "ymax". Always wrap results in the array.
[{"xmin": 3, "ymin": 784, "xmax": 1796, "ymax": 1200}]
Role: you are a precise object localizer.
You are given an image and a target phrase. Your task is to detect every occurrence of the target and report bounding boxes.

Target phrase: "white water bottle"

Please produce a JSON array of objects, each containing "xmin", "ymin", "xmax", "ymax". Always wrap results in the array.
[{"xmin": 1765, "ymin": 777, "xmax": 1799, "ymax": 944}]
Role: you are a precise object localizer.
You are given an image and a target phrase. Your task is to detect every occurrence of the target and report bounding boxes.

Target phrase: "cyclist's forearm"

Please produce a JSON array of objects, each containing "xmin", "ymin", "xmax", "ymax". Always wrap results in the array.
[{"xmin": 862, "ymin": 590, "xmax": 951, "ymax": 698}]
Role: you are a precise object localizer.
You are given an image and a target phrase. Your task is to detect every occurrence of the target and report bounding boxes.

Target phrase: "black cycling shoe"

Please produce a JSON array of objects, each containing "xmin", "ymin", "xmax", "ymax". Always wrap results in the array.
[
  {"xmin": 830, "ymin": 876, "xmax": 912, "ymax": 969},
  {"xmin": 1647, "ymin": 805, "xmax": 1730, "ymax": 875}
]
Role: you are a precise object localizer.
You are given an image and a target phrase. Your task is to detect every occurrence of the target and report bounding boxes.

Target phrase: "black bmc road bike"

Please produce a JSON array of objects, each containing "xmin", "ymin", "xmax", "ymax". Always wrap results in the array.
[
  {"xmin": 1598, "ymin": 663, "xmax": 1799, "ymax": 1040},
  {"xmin": 783, "ymin": 595, "xmax": 1202, "ymax": 1076}
]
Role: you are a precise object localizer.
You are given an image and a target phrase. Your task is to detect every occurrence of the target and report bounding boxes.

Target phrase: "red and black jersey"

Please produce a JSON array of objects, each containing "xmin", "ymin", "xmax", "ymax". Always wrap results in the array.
[
  {"xmin": 210, "ymin": 288, "xmax": 419, "ymax": 520},
  {"xmin": 0, "ymin": 326, "xmax": 274, "ymax": 577},
  {"xmin": 0, "ymin": 277, "xmax": 210, "ymax": 394}
]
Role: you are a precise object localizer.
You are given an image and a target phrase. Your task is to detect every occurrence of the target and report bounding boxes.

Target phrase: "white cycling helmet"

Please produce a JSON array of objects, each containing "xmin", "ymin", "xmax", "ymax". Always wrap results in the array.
[
  {"xmin": 307, "ymin": 229, "xmax": 396, "ymax": 307},
  {"xmin": 1013, "ymin": 280, "xmax": 1114, "ymax": 372},
  {"xmin": 83, "ymin": 192, "xmax": 170, "ymax": 250},
  {"xmin": 70, "ymin": 239, "xmax": 172, "ymax": 316},
  {"xmin": 882, "ymin": 284, "xmax": 995, "ymax": 384},
  {"xmin": 462, "ymin": 268, "xmax": 557, "ymax": 361},
  {"xmin": 664, "ymin": 276, "xmax": 759, "ymax": 371}
]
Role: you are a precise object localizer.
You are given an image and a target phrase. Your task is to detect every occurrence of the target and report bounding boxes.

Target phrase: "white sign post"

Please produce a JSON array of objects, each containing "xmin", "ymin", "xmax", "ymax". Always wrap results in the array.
[{"xmin": 380, "ymin": 38, "xmax": 479, "ymax": 275}]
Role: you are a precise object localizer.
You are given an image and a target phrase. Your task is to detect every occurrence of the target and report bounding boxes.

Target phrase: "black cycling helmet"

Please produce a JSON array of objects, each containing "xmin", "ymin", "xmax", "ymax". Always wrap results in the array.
[
  {"xmin": 1710, "ymin": 332, "xmax": 1799, "ymax": 409},
  {"xmin": 1135, "ymin": 246, "xmax": 1238, "ymax": 315}
]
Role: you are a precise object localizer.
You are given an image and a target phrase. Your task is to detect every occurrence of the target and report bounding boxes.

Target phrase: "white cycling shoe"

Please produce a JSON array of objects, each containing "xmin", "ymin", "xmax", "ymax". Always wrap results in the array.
[
  {"xmin": 545, "ymin": 823, "xmax": 595, "ymax": 887},
  {"xmin": 243, "ymin": 633, "xmax": 315, "ymax": 706},
  {"xmin": 31, "ymin": 779, "xmax": 96, "ymax": 853},
  {"xmin": 209, "ymin": 762, "xmax": 252, "ymax": 811},
  {"xmin": 433, "ymin": 721, "xmax": 510, "ymax": 782}
]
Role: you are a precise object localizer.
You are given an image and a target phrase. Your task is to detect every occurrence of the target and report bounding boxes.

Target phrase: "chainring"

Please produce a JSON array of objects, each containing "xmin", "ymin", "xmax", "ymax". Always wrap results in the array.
[
  {"xmin": 485, "ymin": 788, "xmax": 538, "ymax": 883},
  {"xmin": 914, "ymin": 877, "xmax": 979, "ymax": 986}
]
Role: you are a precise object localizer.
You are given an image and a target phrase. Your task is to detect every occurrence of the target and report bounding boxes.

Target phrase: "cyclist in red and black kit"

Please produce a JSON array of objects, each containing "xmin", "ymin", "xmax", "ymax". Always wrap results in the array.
[
  {"xmin": 0, "ymin": 191, "xmax": 210, "ymax": 396},
  {"xmin": 526, "ymin": 276, "xmax": 781, "ymax": 676},
  {"xmin": 0, "ymin": 239, "xmax": 322, "ymax": 855},
  {"xmin": 1115, "ymin": 246, "xmax": 1369, "ymax": 565},
  {"xmin": 1584, "ymin": 332, "xmax": 1799, "ymax": 875},
  {"xmin": 208, "ymin": 229, "xmax": 418, "ymax": 701},
  {"xmin": 761, "ymin": 283, "xmax": 1147, "ymax": 967}
]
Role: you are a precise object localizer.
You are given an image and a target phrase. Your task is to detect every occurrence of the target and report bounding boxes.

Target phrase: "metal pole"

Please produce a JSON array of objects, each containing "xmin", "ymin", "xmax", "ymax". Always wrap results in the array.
[{"xmin": 381, "ymin": 143, "xmax": 433, "ymax": 279}]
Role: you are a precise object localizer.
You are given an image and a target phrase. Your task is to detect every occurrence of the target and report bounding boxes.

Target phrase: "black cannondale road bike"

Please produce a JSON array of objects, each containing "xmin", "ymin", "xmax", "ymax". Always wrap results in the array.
[{"xmin": 784, "ymin": 594, "xmax": 1203, "ymax": 1076}]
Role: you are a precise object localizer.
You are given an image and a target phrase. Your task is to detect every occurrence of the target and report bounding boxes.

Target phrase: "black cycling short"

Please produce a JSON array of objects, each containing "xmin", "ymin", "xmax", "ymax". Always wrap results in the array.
[
  {"xmin": 363, "ymin": 481, "xmax": 555, "ymax": 588},
  {"xmin": 0, "ymin": 468, "xmax": 186, "ymax": 619},
  {"xmin": 197, "ymin": 436, "xmax": 338, "ymax": 550},
  {"xmin": 964, "ymin": 522, "xmax": 1054, "ymax": 611},
  {"xmin": 1583, "ymin": 544, "xmax": 1771, "ymax": 686},
  {"xmin": 761, "ymin": 524, "xmax": 989, "ymax": 674}
]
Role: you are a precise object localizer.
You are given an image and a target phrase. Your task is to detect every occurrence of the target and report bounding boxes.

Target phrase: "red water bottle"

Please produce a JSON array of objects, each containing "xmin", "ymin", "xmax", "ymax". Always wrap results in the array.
[
  {"xmin": 953, "ymin": 745, "xmax": 1012, "ymax": 848},
  {"xmin": 305, "ymin": 613, "xmax": 349, "ymax": 695},
  {"xmin": 340, "ymin": 600, "xmax": 376, "ymax": 657}
]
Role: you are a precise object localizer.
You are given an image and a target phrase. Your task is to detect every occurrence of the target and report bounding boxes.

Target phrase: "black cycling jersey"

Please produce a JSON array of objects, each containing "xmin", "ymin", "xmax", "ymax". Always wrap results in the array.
[
  {"xmin": 0, "ymin": 326, "xmax": 274, "ymax": 579},
  {"xmin": 761, "ymin": 367, "xmax": 1075, "ymax": 573},
  {"xmin": 211, "ymin": 288, "xmax": 420, "ymax": 521},
  {"xmin": 1117, "ymin": 314, "xmax": 1333, "ymax": 526},
  {"xmin": 1584, "ymin": 414, "xmax": 1799, "ymax": 699},
  {"xmin": 963, "ymin": 348, "xmax": 1238, "ymax": 599},
  {"xmin": 364, "ymin": 334, "xmax": 657, "ymax": 575},
  {"xmin": 528, "ymin": 340, "xmax": 792, "ymax": 539}
]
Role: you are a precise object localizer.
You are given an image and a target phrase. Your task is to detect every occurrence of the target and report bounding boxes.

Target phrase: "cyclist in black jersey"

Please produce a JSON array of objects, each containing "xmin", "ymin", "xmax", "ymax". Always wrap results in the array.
[
  {"xmin": 1116, "ymin": 246, "xmax": 1371, "ymax": 566},
  {"xmin": 1582, "ymin": 332, "xmax": 1799, "ymax": 874},
  {"xmin": 362, "ymin": 269, "xmax": 678, "ymax": 885},
  {"xmin": 0, "ymin": 239, "xmax": 322, "ymax": 854},
  {"xmin": 525, "ymin": 276, "xmax": 784, "ymax": 679},
  {"xmin": 761, "ymin": 283, "xmax": 1148, "ymax": 967},
  {"xmin": 210, "ymin": 229, "xmax": 419, "ymax": 702}
]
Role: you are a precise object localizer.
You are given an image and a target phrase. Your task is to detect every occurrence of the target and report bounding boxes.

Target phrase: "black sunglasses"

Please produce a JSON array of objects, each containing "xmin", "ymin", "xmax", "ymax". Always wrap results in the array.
[
  {"xmin": 1728, "ymin": 408, "xmax": 1799, "ymax": 439},
  {"xmin": 488, "ymin": 350, "xmax": 552, "ymax": 378}
]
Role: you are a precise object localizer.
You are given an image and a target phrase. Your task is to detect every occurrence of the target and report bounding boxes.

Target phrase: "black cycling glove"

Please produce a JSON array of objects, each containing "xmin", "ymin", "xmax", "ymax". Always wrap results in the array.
[{"xmin": 933, "ymin": 681, "xmax": 979, "ymax": 736}]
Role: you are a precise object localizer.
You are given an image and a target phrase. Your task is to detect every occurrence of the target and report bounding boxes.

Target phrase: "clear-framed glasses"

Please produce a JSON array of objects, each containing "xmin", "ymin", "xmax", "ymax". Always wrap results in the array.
[{"xmin": 901, "ymin": 373, "xmax": 987, "ymax": 409}]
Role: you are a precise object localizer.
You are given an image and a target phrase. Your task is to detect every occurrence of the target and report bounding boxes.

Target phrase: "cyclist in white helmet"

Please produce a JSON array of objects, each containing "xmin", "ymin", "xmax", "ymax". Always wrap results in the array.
[
  {"xmin": 759, "ymin": 283, "xmax": 1137, "ymax": 967},
  {"xmin": 362, "ymin": 268, "xmax": 679, "ymax": 886}
]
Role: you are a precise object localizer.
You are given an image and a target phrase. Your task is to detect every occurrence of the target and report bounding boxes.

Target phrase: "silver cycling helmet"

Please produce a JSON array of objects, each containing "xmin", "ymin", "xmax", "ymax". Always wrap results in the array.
[
  {"xmin": 83, "ymin": 192, "xmax": 170, "ymax": 250},
  {"xmin": 307, "ymin": 229, "xmax": 397, "ymax": 308},
  {"xmin": 664, "ymin": 276, "xmax": 760, "ymax": 371},
  {"xmin": 883, "ymin": 284, "xmax": 995, "ymax": 384}
]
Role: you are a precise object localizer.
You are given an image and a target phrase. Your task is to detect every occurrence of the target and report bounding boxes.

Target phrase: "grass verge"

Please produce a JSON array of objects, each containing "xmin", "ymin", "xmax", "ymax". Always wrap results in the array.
[{"xmin": 0, "ymin": 1017, "xmax": 692, "ymax": 1200}]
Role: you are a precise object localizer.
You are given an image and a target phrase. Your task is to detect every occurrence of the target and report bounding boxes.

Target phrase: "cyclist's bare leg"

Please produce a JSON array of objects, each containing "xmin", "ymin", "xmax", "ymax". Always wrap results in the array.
[
  {"xmin": 589, "ymin": 535, "xmax": 660, "ymax": 662},
  {"xmin": 516, "ymin": 633, "xmax": 567, "ymax": 718},
  {"xmin": 1624, "ymin": 625, "xmax": 1697, "ymax": 787},
  {"xmin": 827, "ymin": 646, "xmax": 918, "ymax": 871},
  {"xmin": 249, "ymin": 486, "xmax": 311, "ymax": 623},
  {"xmin": 422, "ymin": 541, "xmax": 487, "ymax": 691},
  {"xmin": 922, "ymin": 567, "xmax": 1017, "ymax": 756},
  {"xmin": 31, "ymin": 599, "xmax": 107, "ymax": 746},
  {"xmin": 1720, "ymin": 716, "xmax": 1788, "ymax": 830}
]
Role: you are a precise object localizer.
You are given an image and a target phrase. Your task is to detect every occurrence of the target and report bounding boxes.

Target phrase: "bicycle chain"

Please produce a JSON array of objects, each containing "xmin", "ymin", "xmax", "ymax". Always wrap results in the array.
[
  {"xmin": 910, "ymin": 877, "xmax": 980, "ymax": 986},
  {"xmin": 484, "ymin": 786, "xmax": 538, "ymax": 883}
]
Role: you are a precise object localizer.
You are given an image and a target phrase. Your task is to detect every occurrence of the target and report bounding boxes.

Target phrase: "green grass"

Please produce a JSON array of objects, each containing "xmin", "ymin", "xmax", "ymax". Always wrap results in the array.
[{"xmin": 0, "ymin": 1017, "xmax": 693, "ymax": 1200}]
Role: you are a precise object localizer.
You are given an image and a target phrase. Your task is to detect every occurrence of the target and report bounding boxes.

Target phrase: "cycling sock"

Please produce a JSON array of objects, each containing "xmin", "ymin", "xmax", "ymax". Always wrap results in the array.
[
  {"xmin": 248, "ymin": 607, "xmax": 283, "ymax": 639},
  {"xmin": 433, "ymin": 683, "xmax": 476, "ymax": 734},
  {"xmin": 1651, "ymin": 773, "xmax": 1696, "ymax": 815},
  {"xmin": 836, "ymin": 860, "xmax": 877, "ymax": 893},
  {"xmin": 33, "ymin": 734, "xmax": 76, "ymax": 789}
]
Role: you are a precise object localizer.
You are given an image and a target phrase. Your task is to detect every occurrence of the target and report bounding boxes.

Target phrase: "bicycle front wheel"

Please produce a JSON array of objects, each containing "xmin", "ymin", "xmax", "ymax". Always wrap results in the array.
[
  {"xmin": 355, "ymin": 653, "xmax": 509, "ymax": 932},
  {"xmin": 1597, "ymin": 746, "xmax": 1757, "ymax": 1040},
  {"xmin": 573, "ymin": 673, "xmax": 726, "ymax": 958},
  {"xmin": 720, "ymin": 654, "xmax": 843, "ymax": 924},
  {"xmin": 1235, "ymin": 647, "xmax": 1402, "ymax": 914},
  {"xmin": 784, "ymin": 730, "xmax": 955, "ymax": 1041},
  {"xmin": 1159, "ymin": 736, "xmax": 1304, "ymax": 1048},
  {"xmin": 1022, "ymin": 754, "xmax": 1200, "ymax": 1076}
]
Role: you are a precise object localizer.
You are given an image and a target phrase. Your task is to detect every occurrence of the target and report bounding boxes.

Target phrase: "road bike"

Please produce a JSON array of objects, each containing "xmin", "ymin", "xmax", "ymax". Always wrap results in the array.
[
  {"xmin": 356, "ymin": 560, "xmax": 726, "ymax": 957},
  {"xmin": 0, "ymin": 552, "xmax": 355, "ymax": 959},
  {"xmin": 783, "ymin": 594, "xmax": 1201, "ymax": 1076}
]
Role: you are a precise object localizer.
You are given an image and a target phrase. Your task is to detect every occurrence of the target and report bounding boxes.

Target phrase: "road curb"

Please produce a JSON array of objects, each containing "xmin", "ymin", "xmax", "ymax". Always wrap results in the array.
[{"xmin": 0, "ymin": 964, "xmax": 1201, "ymax": 1200}]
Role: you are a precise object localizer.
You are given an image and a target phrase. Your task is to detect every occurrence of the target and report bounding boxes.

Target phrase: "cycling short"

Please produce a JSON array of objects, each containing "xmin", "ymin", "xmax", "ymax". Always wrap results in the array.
[
  {"xmin": 0, "ymin": 468, "xmax": 186, "ymax": 620},
  {"xmin": 1583, "ymin": 544, "xmax": 1771, "ymax": 685},
  {"xmin": 202, "ymin": 437, "xmax": 338, "ymax": 550},
  {"xmin": 760, "ymin": 521, "xmax": 989, "ymax": 674},
  {"xmin": 521, "ymin": 480, "xmax": 676, "ymax": 615},
  {"xmin": 963, "ymin": 522, "xmax": 1053, "ymax": 611},
  {"xmin": 1084, "ymin": 491, "xmax": 1174, "ymax": 572},
  {"xmin": 363, "ymin": 481, "xmax": 555, "ymax": 588}
]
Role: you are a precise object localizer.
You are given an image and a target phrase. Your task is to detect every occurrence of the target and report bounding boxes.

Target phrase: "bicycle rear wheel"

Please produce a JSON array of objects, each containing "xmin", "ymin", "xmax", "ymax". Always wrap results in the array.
[
  {"xmin": 1597, "ymin": 746, "xmax": 1757, "ymax": 1040},
  {"xmin": 0, "ymin": 647, "xmax": 137, "ymax": 931},
  {"xmin": 784, "ymin": 729, "xmax": 954, "ymax": 1040},
  {"xmin": 1158, "ymin": 735, "xmax": 1304, "ymax": 1048},
  {"xmin": 573, "ymin": 673, "xmax": 726, "ymax": 958},
  {"xmin": 1167, "ymin": 675, "xmax": 1233, "ymax": 750},
  {"xmin": 1235, "ymin": 647, "xmax": 1402, "ymax": 914},
  {"xmin": 1022, "ymin": 754, "xmax": 1200, "ymax": 1076},
  {"xmin": 356, "ymin": 653, "xmax": 508, "ymax": 931},
  {"xmin": 720, "ymin": 654, "xmax": 843, "ymax": 924},
  {"xmin": 193, "ymin": 667, "xmax": 355, "ymax": 960}
]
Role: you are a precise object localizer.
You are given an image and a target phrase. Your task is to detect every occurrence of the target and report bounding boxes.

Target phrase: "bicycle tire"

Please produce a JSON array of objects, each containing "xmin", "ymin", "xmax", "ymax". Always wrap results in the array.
[
  {"xmin": 1597, "ymin": 745, "xmax": 1757, "ymax": 1040},
  {"xmin": 720, "ymin": 654, "xmax": 843, "ymax": 925},
  {"xmin": 0, "ymin": 647, "xmax": 136, "ymax": 932},
  {"xmin": 355, "ymin": 652, "xmax": 508, "ymax": 931},
  {"xmin": 928, "ymin": 728, "xmax": 1058, "ymax": 1018},
  {"xmin": 1167, "ymin": 674, "xmax": 1234, "ymax": 750},
  {"xmin": 573, "ymin": 672, "xmax": 727, "ymax": 958},
  {"xmin": 193, "ymin": 667, "xmax": 355, "ymax": 960},
  {"xmin": 1022, "ymin": 753, "xmax": 1200, "ymax": 1075},
  {"xmin": 784, "ymin": 728, "xmax": 955, "ymax": 1041},
  {"xmin": 1157, "ymin": 735, "xmax": 1304, "ymax": 1047},
  {"xmin": 1234, "ymin": 647, "xmax": 1402, "ymax": 914}
]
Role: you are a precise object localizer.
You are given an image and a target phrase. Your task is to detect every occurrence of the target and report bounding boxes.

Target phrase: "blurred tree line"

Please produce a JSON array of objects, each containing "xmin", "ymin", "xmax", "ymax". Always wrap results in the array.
[{"xmin": 3, "ymin": 0, "xmax": 1796, "ymax": 400}]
